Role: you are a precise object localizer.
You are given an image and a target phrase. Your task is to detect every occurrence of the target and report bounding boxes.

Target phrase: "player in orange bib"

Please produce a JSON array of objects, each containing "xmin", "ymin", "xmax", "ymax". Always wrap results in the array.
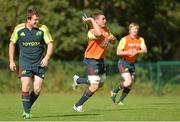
[
  {"xmin": 72, "ymin": 11, "xmax": 116, "ymax": 112},
  {"xmin": 111, "ymin": 22, "xmax": 147, "ymax": 105}
]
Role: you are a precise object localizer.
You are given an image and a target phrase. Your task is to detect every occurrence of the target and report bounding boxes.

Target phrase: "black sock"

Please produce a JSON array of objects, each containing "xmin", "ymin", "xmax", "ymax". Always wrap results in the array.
[
  {"xmin": 75, "ymin": 88, "xmax": 94, "ymax": 106},
  {"xmin": 118, "ymin": 88, "xmax": 131, "ymax": 103},
  {"xmin": 22, "ymin": 92, "xmax": 31, "ymax": 113},
  {"xmin": 113, "ymin": 82, "xmax": 125, "ymax": 93},
  {"xmin": 77, "ymin": 77, "xmax": 90, "ymax": 85},
  {"xmin": 30, "ymin": 91, "xmax": 39, "ymax": 108}
]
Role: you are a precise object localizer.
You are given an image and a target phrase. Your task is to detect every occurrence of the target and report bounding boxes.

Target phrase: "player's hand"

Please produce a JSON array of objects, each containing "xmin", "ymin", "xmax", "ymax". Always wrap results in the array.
[
  {"xmin": 127, "ymin": 50, "xmax": 138, "ymax": 57},
  {"xmin": 9, "ymin": 61, "xmax": 16, "ymax": 71},
  {"xmin": 132, "ymin": 50, "xmax": 138, "ymax": 56},
  {"xmin": 40, "ymin": 58, "xmax": 49, "ymax": 67},
  {"xmin": 82, "ymin": 17, "xmax": 94, "ymax": 22},
  {"xmin": 108, "ymin": 35, "xmax": 116, "ymax": 42}
]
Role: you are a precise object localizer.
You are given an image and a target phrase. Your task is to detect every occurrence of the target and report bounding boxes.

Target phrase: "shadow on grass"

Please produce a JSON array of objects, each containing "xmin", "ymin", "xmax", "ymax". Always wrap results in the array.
[
  {"xmin": 33, "ymin": 113, "xmax": 100, "ymax": 119},
  {"xmin": 92, "ymin": 108, "xmax": 126, "ymax": 112},
  {"xmin": 92, "ymin": 106, "xmax": 168, "ymax": 112},
  {"xmin": 150, "ymin": 102, "xmax": 178, "ymax": 105}
]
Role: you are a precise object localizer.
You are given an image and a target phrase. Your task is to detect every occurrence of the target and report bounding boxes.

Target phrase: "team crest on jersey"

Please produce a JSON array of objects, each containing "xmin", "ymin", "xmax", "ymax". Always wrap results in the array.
[
  {"xmin": 36, "ymin": 31, "xmax": 42, "ymax": 36},
  {"xmin": 20, "ymin": 32, "xmax": 25, "ymax": 36},
  {"xmin": 41, "ymin": 74, "xmax": 45, "ymax": 78},
  {"xmin": 94, "ymin": 69, "xmax": 99, "ymax": 74},
  {"xmin": 125, "ymin": 68, "xmax": 129, "ymax": 72},
  {"xmin": 21, "ymin": 70, "xmax": 27, "ymax": 75}
]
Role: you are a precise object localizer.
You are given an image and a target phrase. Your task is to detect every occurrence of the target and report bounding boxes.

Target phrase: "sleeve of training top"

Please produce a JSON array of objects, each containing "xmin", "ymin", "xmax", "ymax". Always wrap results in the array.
[
  {"xmin": 140, "ymin": 37, "xmax": 147, "ymax": 49},
  {"xmin": 40, "ymin": 25, "xmax": 54, "ymax": 44},
  {"xmin": 10, "ymin": 23, "xmax": 26, "ymax": 43},
  {"xmin": 10, "ymin": 27, "xmax": 18, "ymax": 44},
  {"xmin": 117, "ymin": 37, "xmax": 126, "ymax": 50},
  {"xmin": 87, "ymin": 30, "xmax": 99, "ymax": 40}
]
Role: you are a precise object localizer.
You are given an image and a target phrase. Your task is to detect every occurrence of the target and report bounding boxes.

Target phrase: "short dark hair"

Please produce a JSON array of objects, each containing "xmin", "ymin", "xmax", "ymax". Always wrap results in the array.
[
  {"xmin": 92, "ymin": 11, "xmax": 104, "ymax": 20},
  {"xmin": 26, "ymin": 8, "xmax": 39, "ymax": 20}
]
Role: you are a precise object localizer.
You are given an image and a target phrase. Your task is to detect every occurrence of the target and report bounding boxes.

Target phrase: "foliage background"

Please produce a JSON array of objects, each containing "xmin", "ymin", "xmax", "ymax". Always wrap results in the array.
[
  {"xmin": 0, "ymin": 0, "xmax": 180, "ymax": 61},
  {"xmin": 0, "ymin": 0, "xmax": 179, "ymax": 94}
]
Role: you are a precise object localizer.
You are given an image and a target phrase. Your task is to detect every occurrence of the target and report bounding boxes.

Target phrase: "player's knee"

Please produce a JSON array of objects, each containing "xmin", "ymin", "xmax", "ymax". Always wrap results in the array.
[
  {"xmin": 88, "ymin": 74, "xmax": 105, "ymax": 91},
  {"xmin": 124, "ymin": 80, "xmax": 132, "ymax": 87},
  {"xmin": 89, "ymin": 84, "xmax": 99, "ymax": 92},
  {"xmin": 22, "ymin": 86, "xmax": 30, "ymax": 92},
  {"xmin": 34, "ymin": 90, "xmax": 41, "ymax": 95},
  {"xmin": 93, "ymin": 85, "xmax": 99, "ymax": 91},
  {"xmin": 34, "ymin": 87, "xmax": 41, "ymax": 95}
]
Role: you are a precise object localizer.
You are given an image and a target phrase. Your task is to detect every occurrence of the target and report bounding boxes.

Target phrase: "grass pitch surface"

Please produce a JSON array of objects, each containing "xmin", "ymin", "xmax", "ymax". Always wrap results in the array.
[{"xmin": 0, "ymin": 94, "xmax": 179, "ymax": 121}]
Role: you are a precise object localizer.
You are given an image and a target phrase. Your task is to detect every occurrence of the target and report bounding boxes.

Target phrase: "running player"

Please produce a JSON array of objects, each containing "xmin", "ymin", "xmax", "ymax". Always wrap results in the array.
[
  {"xmin": 111, "ymin": 22, "xmax": 147, "ymax": 105},
  {"xmin": 72, "ymin": 11, "xmax": 116, "ymax": 112}
]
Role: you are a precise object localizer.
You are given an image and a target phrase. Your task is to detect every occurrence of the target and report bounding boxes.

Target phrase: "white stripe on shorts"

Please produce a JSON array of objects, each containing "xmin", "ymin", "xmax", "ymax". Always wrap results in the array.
[{"xmin": 88, "ymin": 74, "xmax": 106, "ymax": 84}]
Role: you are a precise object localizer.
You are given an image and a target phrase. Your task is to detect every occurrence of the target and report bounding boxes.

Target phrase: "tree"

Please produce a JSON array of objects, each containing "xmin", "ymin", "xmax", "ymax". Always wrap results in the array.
[{"xmin": 0, "ymin": 0, "xmax": 179, "ymax": 61}]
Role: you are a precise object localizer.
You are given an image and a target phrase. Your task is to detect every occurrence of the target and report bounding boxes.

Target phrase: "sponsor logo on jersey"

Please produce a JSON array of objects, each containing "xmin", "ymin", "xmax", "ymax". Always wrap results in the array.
[
  {"xmin": 128, "ymin": 43, "xmax": 140, "ymax": 47},
  {"xmin": 22, "ymin": 41, "xmax": 40, "ymax": 46}
]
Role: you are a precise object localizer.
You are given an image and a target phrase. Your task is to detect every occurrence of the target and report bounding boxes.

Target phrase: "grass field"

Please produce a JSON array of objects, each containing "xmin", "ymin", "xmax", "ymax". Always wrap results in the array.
[{"xmin": 0, "ymin": 94, "xmax": 180, "ymax": 121}]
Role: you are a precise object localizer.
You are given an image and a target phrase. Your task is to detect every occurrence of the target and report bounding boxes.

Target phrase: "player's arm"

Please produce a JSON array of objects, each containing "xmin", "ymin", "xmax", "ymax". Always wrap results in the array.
[
  {"xmin": 44, "ymin": 42, "xmax": 53, "ymax": 62},
  {"xmin": 9, "ymin": 28, "xmax": 18, "ymax": 71},
  {"xmin": 40, "ymin": 25, "xmax": 54, "ymax": 67},
  {"xmin": 40, "ymin": 42, "xmax": 53, "ymax": 67},
  {"xmin": 9, "ymin": 41, "xmax": 16, "ymax": 71},
  {"xmin": 82, "ymin": 17, "xmax": 102, "ymax": 37},
  {"xmin": 116, "ymin": 37, "xmax": 131, "ymax": 56},
  {"xmin": 137, "ymin": 37, "xmax": 147, "ymax": 54},
  {"xmin": 108, "ymin": 32, "xmax": 117, "ymax": 43}
]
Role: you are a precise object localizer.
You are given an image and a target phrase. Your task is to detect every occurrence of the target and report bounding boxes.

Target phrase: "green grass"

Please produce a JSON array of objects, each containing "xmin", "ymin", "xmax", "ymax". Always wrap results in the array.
[{"xmin": 0, "ymin": 94, "xmax": 180, "ymax": 121}]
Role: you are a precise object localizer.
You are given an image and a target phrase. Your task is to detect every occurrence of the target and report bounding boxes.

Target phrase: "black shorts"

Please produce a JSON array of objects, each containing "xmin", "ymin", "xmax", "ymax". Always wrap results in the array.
[
  {"xmin": 83, "ymin": 58, "xmax": 106, "ymax": 75},
  {"xmin": 118, "ymin": 59, "xmax": 135, "ymax": 76},
  {"xmin": 18, "ymin": 66, "xmax": 47, "ymax": 79}
]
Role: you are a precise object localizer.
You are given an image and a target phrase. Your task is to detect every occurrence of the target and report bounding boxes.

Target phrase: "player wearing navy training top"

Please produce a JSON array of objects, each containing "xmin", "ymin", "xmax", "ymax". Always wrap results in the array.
[{"xmin": 9, "ymin": 8, "xmax": 53, "ymax": 119}]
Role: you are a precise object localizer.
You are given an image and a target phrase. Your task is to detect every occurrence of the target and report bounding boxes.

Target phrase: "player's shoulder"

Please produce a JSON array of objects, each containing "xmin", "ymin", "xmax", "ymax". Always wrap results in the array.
[
  {"xmin": 122, "ymin": 36, "xmax": 126, "ymax": 40},
  {"xmin": 120, "ymin": 36, "xmax": 126, "ymax": 42},
  {"xmin": 38, "ymin": 24, "xmax": 49, "ymax": 32},
  {"xmin": 139, "ymin": 36, "xmax": 145, "ymax": 41},
  {"xmin": 14, "ymin": 23, "xmax": 26, "ymax": 32},
  {"xmin": 88, "ymin": 29, "xmax": 98, "ymax": 39}
]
